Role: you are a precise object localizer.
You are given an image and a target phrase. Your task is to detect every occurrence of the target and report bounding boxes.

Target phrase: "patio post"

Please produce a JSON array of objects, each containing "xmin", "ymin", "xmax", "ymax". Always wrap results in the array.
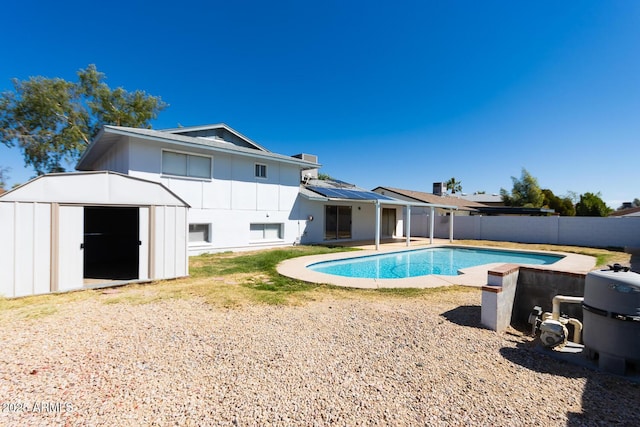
[
  {"xmin": 406, "ymin": 205, "xmax": 411, "ymax": 247},
  {"xmin": 449, "ymin": 209, "xmax": 454, "ymax": 242},
  {"xmin": 429, "ymin": 206, "xmax": 435, "ymax": 244},
  {"xmin": 375, "ymin": 201, "xmax": 381, "ymax": 250}
]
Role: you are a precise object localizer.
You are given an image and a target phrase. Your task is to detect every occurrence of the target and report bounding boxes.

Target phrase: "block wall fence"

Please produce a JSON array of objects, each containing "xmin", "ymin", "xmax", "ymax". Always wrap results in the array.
[{"xmin": 434, "ymin": 216, "xmax": 640, "ymax": 248}]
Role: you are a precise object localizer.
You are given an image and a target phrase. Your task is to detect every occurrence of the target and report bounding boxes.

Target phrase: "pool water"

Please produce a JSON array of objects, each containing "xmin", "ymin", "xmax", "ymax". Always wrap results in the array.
[{"xmin": 307, "ymin": 247, "xmax": 563, "ymax": 279}]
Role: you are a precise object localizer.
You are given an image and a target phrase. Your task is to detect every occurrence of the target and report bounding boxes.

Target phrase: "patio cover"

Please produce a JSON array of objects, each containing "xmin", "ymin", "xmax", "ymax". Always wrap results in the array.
[{"xmin": 300, "ymin": 186, "xmax": 458, "ymax": 249}]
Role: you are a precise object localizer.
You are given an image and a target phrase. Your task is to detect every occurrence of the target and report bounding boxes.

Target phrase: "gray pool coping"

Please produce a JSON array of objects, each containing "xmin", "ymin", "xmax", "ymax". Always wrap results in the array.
[{"xmin": 276, "ymin": 243, "xmax": 596, "ymax": 289}]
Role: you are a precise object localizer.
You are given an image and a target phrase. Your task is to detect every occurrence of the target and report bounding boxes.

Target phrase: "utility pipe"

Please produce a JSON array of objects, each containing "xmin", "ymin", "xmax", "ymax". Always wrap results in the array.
[
  {"xmin": 551, "ymin": 295, "xmax": 584, "ymax": 320},
  {"xmin": 566, "ymin": 318, "xmax": 583, "ymax": 344}
]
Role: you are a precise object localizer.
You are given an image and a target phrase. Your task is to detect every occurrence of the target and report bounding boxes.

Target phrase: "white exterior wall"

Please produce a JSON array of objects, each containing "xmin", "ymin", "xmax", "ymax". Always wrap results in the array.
[
  {"xmin": 94, "ymin": 139, "xmax": 130, "ymax": 173},
  {"xmin": 0, "ymin": 202, "xmax": 51, "ymax": 298},
  {"xmin": 122, "ymin": 138, "xmax": 308, "ymax": 254},
  {"xmin": 296, "ymin": 199, "xmax": 404, "ymax": 244}
]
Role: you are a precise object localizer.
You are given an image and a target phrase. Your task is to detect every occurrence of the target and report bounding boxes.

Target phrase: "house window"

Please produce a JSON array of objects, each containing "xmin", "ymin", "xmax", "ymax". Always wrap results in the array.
[
  {"xmin": 189, "ymin": 224, "xmax": 211, "ymax": 243},
  {"xmin": 325, "ymin": 205, "xmax": 351, "ymax": 240},
  {"xmin": 250, "ymin": 223, "xmax": 283, "ymax": 240},
  {"xmin": 162, "ymin": 151, "xmax": 211, "ymax": 179},
  {"xmin": 255, "ymin": 163, "xmax": 267, "ymax": 178}
]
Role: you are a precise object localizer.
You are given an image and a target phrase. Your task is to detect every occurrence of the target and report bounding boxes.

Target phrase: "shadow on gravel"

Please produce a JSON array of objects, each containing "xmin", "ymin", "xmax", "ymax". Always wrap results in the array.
[
  {"xmin": 440, "ymin": 305, "xmax": 483, "ymax": 329},
  {"xmin": 630, "ymin": 251, "xmax": 640, "ymax": 273},
  {"xmin": 500, "ymin": 342, "xmax": 640, "ymax": 426}
]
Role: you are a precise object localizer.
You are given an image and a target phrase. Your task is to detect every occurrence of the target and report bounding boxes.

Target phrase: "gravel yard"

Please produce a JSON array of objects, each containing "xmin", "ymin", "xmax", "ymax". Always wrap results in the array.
[{"xmin": 1, "ymin": 286, "xmax": 638, "ymax": 426}]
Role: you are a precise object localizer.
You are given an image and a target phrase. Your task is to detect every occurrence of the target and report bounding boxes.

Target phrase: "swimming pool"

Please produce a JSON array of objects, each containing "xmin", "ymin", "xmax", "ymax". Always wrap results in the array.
[{"xmin": 307, "ymin": 247, "xmax": 563, "ymax": 279}]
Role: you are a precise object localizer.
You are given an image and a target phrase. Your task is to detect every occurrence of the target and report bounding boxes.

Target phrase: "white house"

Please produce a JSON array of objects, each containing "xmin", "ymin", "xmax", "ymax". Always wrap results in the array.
[
  {"xmin": 0, "ymin": 124, "xmax": 464, "ymax": 297},
  {"xmin": 76, "ymin": 124, "xmax": 320, "ymax": 255}
]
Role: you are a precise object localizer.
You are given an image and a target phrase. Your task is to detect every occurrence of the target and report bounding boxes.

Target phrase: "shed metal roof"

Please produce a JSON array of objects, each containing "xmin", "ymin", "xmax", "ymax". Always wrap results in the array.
[{"xmin": 0, "ymin": 171, "xmax": 189, "ymax": 207}]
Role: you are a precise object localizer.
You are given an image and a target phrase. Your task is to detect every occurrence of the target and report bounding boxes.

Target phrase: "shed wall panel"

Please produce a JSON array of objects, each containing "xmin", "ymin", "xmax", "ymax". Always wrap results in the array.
[
  {"xmin": 153, "ymin": 207, "xmax": 165, "ymax": 279},
  {"xmin": 175, "ymin": 207, "xmax": 188, "ymax": 277},
  {"xmin": 33, "ymin": 203, "xmax": 51, "ymax": 295},
  {"xmin": 14, "ymin": 203, "xmax": 35, "ymax": 297},
  {"xmin": 163, "ymin": 206, "xmax": 177, "ymax": 278},
  {"xmin": 0, "ymin": 203, "xmax": 16, "ymax": 297}
]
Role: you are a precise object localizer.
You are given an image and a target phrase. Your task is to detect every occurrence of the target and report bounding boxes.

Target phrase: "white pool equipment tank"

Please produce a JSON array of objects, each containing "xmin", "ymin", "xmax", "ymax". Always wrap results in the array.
[{"xmin": 582, "ymin": 264, "xmax": 640, "ymax": 374}]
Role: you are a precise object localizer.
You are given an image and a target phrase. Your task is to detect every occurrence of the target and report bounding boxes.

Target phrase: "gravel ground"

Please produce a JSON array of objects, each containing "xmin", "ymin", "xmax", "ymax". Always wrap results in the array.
[{"xmin": 1, "ymin": 288, "xmax": 638, "ymax": 426}]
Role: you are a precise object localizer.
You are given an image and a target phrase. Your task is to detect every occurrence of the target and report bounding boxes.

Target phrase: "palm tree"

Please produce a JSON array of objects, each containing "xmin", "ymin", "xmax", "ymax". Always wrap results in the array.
[{"xmin": 446, "ymin": 177, "xmax": 462, "ymax": 194}]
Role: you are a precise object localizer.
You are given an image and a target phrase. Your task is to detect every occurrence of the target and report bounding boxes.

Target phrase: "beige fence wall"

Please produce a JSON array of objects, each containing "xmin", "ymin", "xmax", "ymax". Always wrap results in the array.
[{"xmin": 436, "ymin": 216, "xmax": 640, "ymax": 248}]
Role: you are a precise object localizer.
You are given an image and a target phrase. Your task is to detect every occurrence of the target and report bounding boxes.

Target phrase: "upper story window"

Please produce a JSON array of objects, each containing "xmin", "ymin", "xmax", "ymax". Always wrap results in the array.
[
  {"xmin": 255, "ymin": 163, "xmax": 267, "ymax": 178},
  {"xmin": 162, "ymin": 150, "xmax": 211, "ymax": 179}
]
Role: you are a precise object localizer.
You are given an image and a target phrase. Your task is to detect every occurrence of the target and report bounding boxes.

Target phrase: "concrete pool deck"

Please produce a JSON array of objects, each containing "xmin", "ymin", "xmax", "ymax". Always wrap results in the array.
[{"xmin": 277, "ymin": 239, "xmax": 596, "ymax": 289}]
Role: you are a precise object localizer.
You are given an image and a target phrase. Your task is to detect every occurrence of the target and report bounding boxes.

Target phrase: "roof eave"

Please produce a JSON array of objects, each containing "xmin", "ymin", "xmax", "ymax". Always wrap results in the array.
[
  {"xmin": 83, "ymin": 126, "xmax": 321, "ymax": 169},
  {"xmin": 160, "ymin": 123, "xmax": 271, "ymax": 152}
]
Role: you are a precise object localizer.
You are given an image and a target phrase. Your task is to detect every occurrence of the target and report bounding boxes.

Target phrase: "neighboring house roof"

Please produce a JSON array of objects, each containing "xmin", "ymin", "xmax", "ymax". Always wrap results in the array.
[
  {"xmin": 609, "ymin": 206, "xmax": 640, "ymax": 217},
  {"xmin": 0, "ymin": 171, "xmax": 189, "ymax": 207},
  {"xmin": 77, "ymin": 125, "xmax": 320, "ymax": 171},
  {"xmin": 372, "ymin": 186, "xmax": 486, "ymax": 210},
  {"xmin": 473, "ymin": 206, "xmax": 555, "ymax": 216},
  {"xmin": 456, "ymin": 193, "xmax": 504, "ymax": 205}
]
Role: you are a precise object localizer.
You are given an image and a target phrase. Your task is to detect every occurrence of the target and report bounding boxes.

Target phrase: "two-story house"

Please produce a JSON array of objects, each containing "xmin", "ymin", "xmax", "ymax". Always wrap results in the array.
[{"xmin": 76, "ymin": 124, "xmax": 320, "ymax": 255}]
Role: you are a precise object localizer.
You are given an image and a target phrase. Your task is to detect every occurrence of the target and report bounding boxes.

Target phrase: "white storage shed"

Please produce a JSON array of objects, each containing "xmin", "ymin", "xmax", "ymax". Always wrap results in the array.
[{"xmin": 0, "ymin": 171, "xmax": 190, "ymax": 298}]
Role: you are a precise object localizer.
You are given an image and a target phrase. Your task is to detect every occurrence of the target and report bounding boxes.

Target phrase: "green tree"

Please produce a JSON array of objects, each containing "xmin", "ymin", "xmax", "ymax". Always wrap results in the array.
[
  {"xmin": 633, "ymin": 198, "xmax": 640, "ymax": 207},
  {"xmin": 317, "ymin": 172, "xmax": 333, "ymax": 180},
  {"xmin": 542, "ymin": 189, "xmax": 575, "ymax": 216},
  {"xmin": 575, "ymin": 192, "xmax": 612, "ymax": 217},
  {"xmin": 500, "ymin": 168, "xmax": 544, "ymax": 207},
  {"xmin": 446, "ymin": 177, "xmax": 462, "ymax": 194},
  {"xmin": 0, "ymin": 65, "xmax": 167, "ymax": 175}
]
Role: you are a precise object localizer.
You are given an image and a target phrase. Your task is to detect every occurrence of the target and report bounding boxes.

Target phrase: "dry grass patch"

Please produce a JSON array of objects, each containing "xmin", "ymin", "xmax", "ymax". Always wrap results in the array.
[{"xmin": 0, "ymin": 242, "xmax": 629, "ymax": 319}]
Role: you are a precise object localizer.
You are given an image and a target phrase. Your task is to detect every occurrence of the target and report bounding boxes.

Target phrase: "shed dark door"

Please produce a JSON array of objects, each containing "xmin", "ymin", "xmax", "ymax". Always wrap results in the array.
[{"xmin": 83, "ymin": 207, "xmax": 139, "ymax": 280}]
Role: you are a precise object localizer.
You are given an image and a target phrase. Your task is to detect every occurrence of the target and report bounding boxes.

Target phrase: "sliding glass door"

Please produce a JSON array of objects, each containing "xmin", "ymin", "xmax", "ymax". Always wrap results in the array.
[{"xmin": 325, "ymin": 205, "xmax": 352, "ymax": 240}]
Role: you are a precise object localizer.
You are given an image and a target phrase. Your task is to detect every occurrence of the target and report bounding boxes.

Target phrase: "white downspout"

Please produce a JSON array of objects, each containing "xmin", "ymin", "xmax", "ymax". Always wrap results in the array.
[{"xmin": 406, "ymin": 205, "xmax": 411, "ymax": 247}]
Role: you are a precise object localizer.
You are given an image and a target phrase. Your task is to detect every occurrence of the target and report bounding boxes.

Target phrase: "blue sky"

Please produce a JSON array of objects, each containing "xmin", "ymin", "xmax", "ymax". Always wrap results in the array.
[{"xmin": 1, "ymin": 1, "xmax": 638, "ymax": 208}]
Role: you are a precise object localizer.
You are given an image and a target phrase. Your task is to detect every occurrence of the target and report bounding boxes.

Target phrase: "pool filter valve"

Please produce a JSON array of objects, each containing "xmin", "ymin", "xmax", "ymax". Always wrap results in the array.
[{"xmin": 539, "ymin": 319, "xmax": 568, "ymax": 348}]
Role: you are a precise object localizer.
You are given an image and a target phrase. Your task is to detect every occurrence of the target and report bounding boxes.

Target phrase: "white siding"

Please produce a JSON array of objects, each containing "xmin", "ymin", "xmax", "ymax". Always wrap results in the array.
[
  {"xmin": 124, "ymin": 139, "xmax": 310, "ymax": 254},
  {"xmin": 90, "ymin": 139, "xmax": 130, "ymax": 173}
]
